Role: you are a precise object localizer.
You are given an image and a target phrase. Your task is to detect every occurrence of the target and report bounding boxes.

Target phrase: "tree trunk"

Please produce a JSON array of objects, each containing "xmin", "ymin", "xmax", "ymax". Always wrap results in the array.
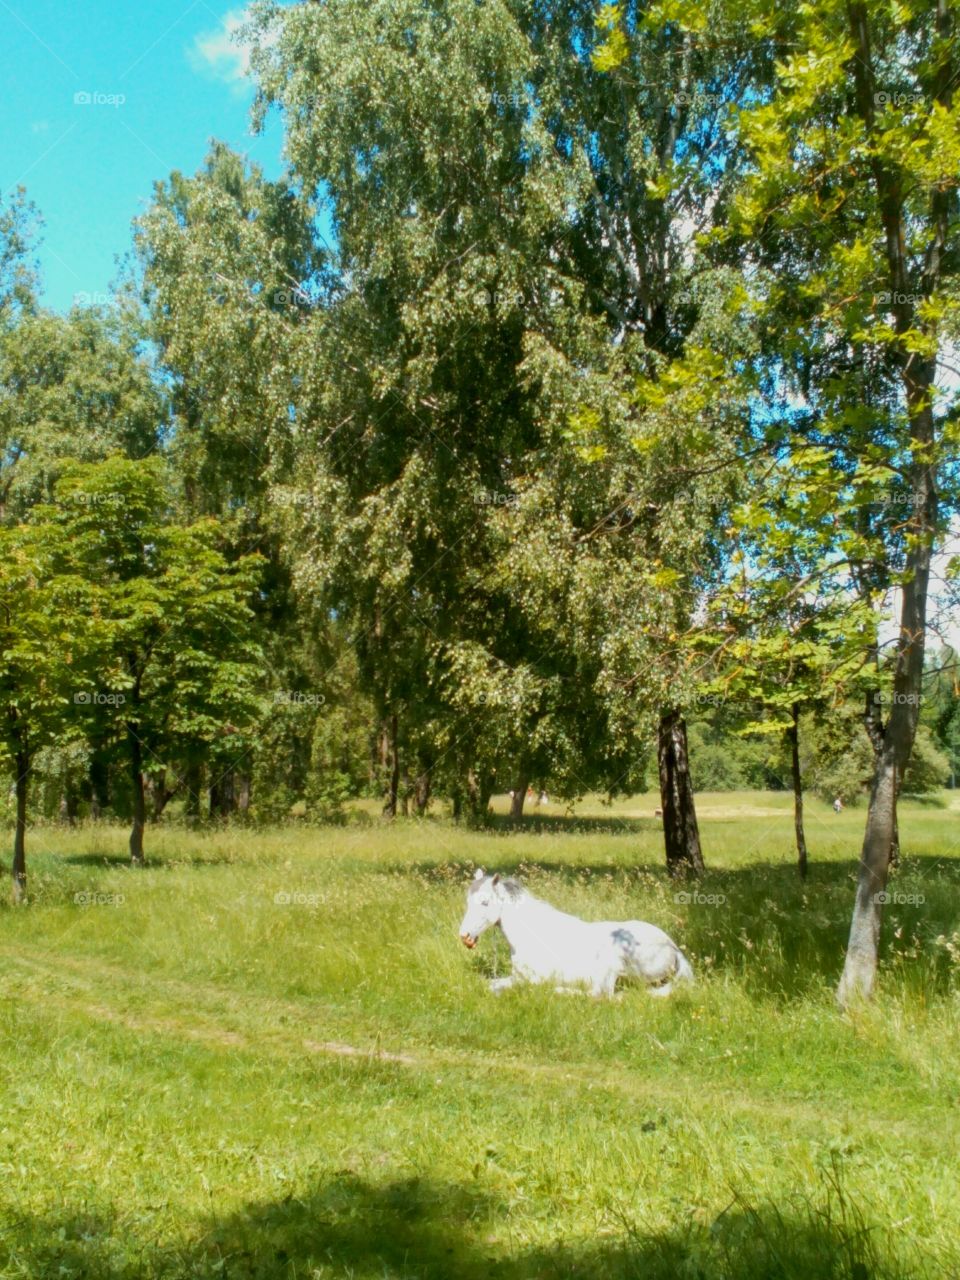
[
  {"xmin": 381, "ymin": 713, "xmax": 399, "ymax": 819},
  {"xmin": 128, "ymin": 726, "xmax": 146, "ymax": 866},
  {"xmin": 237, "ymin": 773, "xmax": 251, "ymax": 814},
  {"xmin": 510, "ymin": 771, "xmax": 530, "ymax": 824},
  {"xmin": 89, "ymin": 751, "xmax": 109, "ymax": 820},
  {"xmin": 12, "ymin": 748, "xmax": 28, "ymax": 903},
  {"xmin": 837, "ymin": 383, "xmax": 936, "ymax": 1004},
  {"xmin": 838, "ymin": 0, "xmax": 947, "ymax": 1003},
  {"xmin": 215, "ymin": 770, "xmax": 235, "ymax": 818},
  {"xmin": 788, "ymin": 702, "xmax": 808, "ymax": 879},
  {"xmin": 414, "ymin": 766, "xmax": 432, "ymax": 815},
  {"xmin": 184, "ymin": 757, "xmax": 203, "ymax": 823},
  {"xmin": 657, "ymin": 709, "xmax": 704, "ymax": 877}
]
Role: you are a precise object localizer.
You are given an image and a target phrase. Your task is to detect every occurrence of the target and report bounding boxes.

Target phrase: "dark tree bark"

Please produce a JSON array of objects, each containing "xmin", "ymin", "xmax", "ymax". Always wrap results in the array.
[
  {"xmin": 210, "ymin": 771, "xmax": 236, "ymax": 819},
  {"xmin": 149, "ymin": 773, "xmax": 178, "ymax": 820},
  {"xmin": 128, "ymin": 725, "xmax": 146, "ymax": 866},
  {"xmin": 89, "ymin": 750, "xmax": 110, "ymax": 820},
  {"xmin": 59, "ymin": 788, "xmax": 78, "ymax": 826},
  {"xmin": 509, "ymin": 770, "xmax": 530, "ymax": 824},
  {"xmin": 657, "ymin": 709, "xmax": 704, "ymax": 877},
  {"xmin": 237, "ymin": 773, "xmax": 251, "ymax": 814},
  {"xmin": 788, "ymin": 702, "xmax": 808, "ymax": 878},
  {"xmin": 465, "ymin": 768, "xmax": 493, "ymax": 822},
  {"xmin": 184, "ymin": 757, "xmax": 203, "ymax": 823},
  {"xmin": 413, "ymin": 766, "xmax": 432, "ymax": 815},
  {"xmin": 12, "ymin": 746, "xmax": 28, "ymax": 903},
  {"xmin": 381, "ymin": 713, "xmax": 399, "ymax": 819}
]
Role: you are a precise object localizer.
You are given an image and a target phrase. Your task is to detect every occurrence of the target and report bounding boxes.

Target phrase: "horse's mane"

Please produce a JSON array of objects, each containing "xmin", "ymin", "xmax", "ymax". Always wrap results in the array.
[
  {"xmin": 498, "ymin": 877, "xmax": 525, "ymax": 900},
  {"xmin": 469, "ymin": 874, "xmax": 526, "ymax": 900}
]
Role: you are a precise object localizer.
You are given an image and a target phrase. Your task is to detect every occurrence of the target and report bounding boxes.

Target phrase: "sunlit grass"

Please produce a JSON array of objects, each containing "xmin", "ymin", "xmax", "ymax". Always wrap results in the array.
[{"xmin": 1, "ymin": 792, "xmax": 958, "ymax": 1277}]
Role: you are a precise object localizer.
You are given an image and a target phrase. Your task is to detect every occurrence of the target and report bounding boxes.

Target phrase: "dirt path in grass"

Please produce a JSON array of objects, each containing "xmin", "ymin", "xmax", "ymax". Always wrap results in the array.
[{"xmin": 3, "ymin": 942, "xmax": 953, "ymax": 1144}]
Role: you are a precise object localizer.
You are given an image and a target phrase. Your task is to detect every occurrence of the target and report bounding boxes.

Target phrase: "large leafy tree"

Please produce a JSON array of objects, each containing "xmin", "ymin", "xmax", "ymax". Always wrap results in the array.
[
  {"xmin": 244, "ymin": 0, "xmax": 766, "ymax": 848},
  {"xmin": 37, "ymin": 458, "xmax": 264, "ymax": 863},
  {"xmin": 0, "ymin": 304, "xmax": 163, "ymax": 521},
  {"xmin": 0, "ymin": 521, "xmax": 87, "ymax": 901},
  {"xmin": 133, "ymin": 144, "xmax": 334, "ymax": 815},
  {"xmin": 732, "ymin": 0, "xmax": 960, "ymax": 1000}
]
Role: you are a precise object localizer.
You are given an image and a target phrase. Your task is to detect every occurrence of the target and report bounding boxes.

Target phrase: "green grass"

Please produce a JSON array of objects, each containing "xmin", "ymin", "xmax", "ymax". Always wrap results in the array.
[{"xmin": 2, "ymin": 790, "xmax": 960, "ymax": 1279}]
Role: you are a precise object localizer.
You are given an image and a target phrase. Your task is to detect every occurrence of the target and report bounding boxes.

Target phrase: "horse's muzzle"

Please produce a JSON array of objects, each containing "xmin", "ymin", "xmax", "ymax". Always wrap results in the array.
[{"xmin": 460, "ymin": 934, "xmax": 477, "ymax": 949}]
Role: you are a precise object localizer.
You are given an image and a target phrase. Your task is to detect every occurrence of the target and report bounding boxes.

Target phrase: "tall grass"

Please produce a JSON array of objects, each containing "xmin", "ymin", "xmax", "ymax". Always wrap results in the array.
[{"xmin": 1, "ymin": 791, "xmax": 958, "ymax": 1278}]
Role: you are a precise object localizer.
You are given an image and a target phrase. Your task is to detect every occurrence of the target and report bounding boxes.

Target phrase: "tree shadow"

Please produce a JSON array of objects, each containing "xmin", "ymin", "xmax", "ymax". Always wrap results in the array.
[
  {"xmin": 485, "ymin": 811, "xmax": 662, "ymax": 836},
  {"xmin": 3, "ymin": 1172, "xmax": 949, "ymax": 1279}
]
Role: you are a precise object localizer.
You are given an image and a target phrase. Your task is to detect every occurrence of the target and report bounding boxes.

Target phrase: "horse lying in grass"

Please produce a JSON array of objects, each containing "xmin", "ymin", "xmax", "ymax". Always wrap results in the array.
[{"xmin": 459, "ymin": 869, "xmax": 694, "ymax": 998}]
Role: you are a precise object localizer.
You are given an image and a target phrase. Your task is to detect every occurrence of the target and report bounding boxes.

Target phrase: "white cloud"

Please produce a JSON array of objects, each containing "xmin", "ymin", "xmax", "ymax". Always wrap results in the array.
[{"xmin": 188, "ymin": 7, "xmax": 267, "ymax": 89}]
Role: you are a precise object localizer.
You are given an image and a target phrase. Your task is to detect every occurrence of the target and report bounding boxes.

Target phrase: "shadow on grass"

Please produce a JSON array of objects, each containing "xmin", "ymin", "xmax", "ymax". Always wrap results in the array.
[
  {"xmin": 484, "ymin": 811, "xmax": 663, "ymax": 836},
  {"xmin": 3, "ymin": 1171, "xmax": 950, "ymax": 1279}
]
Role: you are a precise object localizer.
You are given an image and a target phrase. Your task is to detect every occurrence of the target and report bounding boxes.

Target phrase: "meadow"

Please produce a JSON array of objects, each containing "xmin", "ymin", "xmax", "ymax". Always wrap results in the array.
[{"xmin": 2, "ymin": 791, "xmax": 959, "ymax": 1279}]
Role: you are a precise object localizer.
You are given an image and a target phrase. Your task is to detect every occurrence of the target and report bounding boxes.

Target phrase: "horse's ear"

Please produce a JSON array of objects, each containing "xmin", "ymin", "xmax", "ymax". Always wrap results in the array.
[
  {"xmin": 492, "ymin": 873, "xmax": 501, "ymax": 886},
  {"xmin": 473, "ymin": 868, "xmax": 484, "ymax": 881}
]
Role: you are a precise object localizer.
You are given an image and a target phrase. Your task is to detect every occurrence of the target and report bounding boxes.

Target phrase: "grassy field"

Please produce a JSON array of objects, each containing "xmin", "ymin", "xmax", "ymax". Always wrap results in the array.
[{"xmin": 2, "ymin": 790, "xmax": 959, "ymax": 1279}]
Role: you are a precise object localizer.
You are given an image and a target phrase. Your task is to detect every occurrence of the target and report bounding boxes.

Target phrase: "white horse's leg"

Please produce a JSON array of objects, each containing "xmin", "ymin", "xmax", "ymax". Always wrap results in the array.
[{"xmin": 647, "ymin": 980, "xmax": 674, "ymax": 998}]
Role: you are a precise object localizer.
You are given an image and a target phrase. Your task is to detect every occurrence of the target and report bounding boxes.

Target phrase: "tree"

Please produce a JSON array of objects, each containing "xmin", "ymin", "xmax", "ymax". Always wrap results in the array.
[
  {"xmin": 245, "ymin": 0, "xmax": 764, "ymax": 854},
  {"xmin": 0, "ymin": 304, "xmax": 163, "ymax": 522},
  {"xmin": 38, "ymin": 458, "xmax": 264, "ymax": 863},
  {"xmin": 733, "ymin": 0, "xmax": 960, "ymax": 1000},
  {"xmin": 0, "ymin": 521, "xmax": 88, "ymax": 900}
]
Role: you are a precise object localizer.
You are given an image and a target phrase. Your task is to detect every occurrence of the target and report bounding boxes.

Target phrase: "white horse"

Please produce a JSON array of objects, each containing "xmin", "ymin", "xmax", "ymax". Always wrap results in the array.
[{"xmin": 459, "ymin": 869, "xmax": 694, "ymax": 997}]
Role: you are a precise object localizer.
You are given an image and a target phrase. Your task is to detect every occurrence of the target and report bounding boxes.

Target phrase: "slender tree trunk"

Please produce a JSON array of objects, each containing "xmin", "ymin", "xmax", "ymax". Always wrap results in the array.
[
  {"xmin": 837, "ymin": 383, "xmax": 936, "ymax": 1004},
  {"xmin": 381, "ymin": 713, "xmax": 399, "ymax": 819},
  {"xmin": 237, "ymin": 773, "xmax": 251, "ymax": 814},
  {"xmin": 89, "ymin": 751, "xmax": 109, "ymax": 820},
  {"xmin": 837, "ymin": 0, "xmax": 947, "ymax": 1002},
  {"xmin": 215, "ymin": 771, "xmax": 235, "ymax": 818},
  {"xmin": 184, "ymin": 757, "xmax": 203, "ymax": 823},
  {"xmin": 128, "ymin": 726, "xmax": 146, "ymax": 866},
  {"xmin": 788, "ymin": 702, "xmax": 808, "ymax": 878},
  {"xmin": 657, "ymin": 709, "xmax": 704, "ymax": 877},
  {"xmin": 12, "ymin": 747, "xmax": 28, "ymax": 903},
  {"xmin": 414, "ymin": 766, "xmax": 432, "ymax": 815},
  {"xmin": 400, "ymin": 770, "xmax": 410, "ymax": 818},
  {"xmin": 510, "ymin": 771, "xmax": 530, "ymax": 824}
]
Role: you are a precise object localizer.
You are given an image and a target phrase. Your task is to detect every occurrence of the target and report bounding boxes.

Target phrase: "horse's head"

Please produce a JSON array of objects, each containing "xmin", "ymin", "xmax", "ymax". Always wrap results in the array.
[{"xmin": 459, "ymin": 869, "xmax": 506, "ymax": 948}]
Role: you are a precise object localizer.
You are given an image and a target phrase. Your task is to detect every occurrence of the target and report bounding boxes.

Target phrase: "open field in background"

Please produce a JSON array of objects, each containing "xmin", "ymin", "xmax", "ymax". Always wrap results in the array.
[{"xmin": 2, "ymin": 791, "xmax": 960, "ymax": 1279}]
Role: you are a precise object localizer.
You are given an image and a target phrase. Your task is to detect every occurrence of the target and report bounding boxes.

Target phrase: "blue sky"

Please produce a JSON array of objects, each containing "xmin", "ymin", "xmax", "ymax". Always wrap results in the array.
[{"xmin": 1, "ymin": 0, "xmax": 283, "ymax": 312}]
